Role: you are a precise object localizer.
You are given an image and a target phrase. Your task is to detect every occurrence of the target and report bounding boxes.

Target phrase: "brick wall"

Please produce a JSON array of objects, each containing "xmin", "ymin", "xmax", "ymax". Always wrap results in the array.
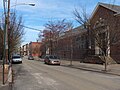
[
  {"xmin": 29, "ymin": 42, "xmax": 42, "ymax": 57},
  {"xmin": 90, "ymin": 5, "xmax": 120, "ymax": 63}
]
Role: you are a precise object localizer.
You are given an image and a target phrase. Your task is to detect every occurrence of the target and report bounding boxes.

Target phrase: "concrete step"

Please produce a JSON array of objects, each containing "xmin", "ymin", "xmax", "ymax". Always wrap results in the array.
[
  {"xmin": 83, "ymin": 55, "xmax": 104, "ymax": 64},
  {"xmin": 99, "ymin": 56, "xmax": 117, "ymax": 64}
]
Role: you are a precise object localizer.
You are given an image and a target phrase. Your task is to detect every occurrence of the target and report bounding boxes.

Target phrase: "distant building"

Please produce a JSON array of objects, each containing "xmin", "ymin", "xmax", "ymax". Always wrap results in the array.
[
  {"xmin": 22, "ymin": 44, "xmax": 27, "ymax": 56},
  {"xmin": 29, "ymin": 42, "xmax": 42, "ymax": 57}
]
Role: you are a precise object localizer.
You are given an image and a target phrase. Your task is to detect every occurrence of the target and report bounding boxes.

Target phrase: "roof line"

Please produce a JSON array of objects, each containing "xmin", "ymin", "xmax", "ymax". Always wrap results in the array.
[
  {"xmin": 90, "ymin": 2, "xmax": 118, "ymax": 21},
  {"xmin": 99, "ymin": 2, "xmax": 118, "ymax": 13}
]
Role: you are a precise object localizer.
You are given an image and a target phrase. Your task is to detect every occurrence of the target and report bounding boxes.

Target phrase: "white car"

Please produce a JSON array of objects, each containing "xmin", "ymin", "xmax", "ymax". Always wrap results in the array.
[{"xmin": 12, "ymin": 55, "xmax": 22, "ymax": 64}]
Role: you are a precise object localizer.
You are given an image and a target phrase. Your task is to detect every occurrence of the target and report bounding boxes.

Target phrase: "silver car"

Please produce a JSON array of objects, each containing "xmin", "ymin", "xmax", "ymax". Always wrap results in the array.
[{"xmin": 44, "ymin": 55, "xmax": 60, "ymax": 65}]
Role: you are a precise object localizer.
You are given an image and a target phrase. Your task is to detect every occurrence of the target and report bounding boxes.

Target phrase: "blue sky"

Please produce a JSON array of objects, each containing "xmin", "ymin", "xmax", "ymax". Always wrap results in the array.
[{"xmin": 1, "ymin": 0, "xmax": 120, "ymax": 46}]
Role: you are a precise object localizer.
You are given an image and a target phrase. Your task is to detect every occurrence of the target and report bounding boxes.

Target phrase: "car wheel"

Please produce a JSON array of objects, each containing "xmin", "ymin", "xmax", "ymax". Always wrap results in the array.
[
  {"xmin": 48, "ymin": 60, "xmax": 51, "ymax": 65},
  {"xmin": 44, "ymin": 62, "xmax": 46, "ymax": 64}
]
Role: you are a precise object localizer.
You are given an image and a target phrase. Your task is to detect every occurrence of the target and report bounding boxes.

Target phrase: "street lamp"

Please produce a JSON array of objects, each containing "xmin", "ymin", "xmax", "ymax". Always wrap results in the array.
[
  {"xmin": 11, "ymin": 3, "xmax": 35, "ymax": 7},
  {"xmin": 29, "ymin": 3, "xmax": 35, "ymax": 6},
  {"xmin": 2, "ymin": 0, "xmax": 35, "ymax": 84}
]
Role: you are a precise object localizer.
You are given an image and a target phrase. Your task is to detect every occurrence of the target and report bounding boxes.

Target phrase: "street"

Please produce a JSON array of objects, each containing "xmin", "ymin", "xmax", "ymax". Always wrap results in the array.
[{"xmin": 12, "ymin": 57, "xmax": 120, "ymax": 90}]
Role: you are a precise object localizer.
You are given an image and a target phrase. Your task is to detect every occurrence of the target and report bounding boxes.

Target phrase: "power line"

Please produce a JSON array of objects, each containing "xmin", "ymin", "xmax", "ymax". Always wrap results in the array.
[
  {"xmin": 0, "ymin": 22, "xmax": 43, "ymax": 32},
  {"xmin": 20, "ymin": 25, "xmax": 43, "ymax": 32}
]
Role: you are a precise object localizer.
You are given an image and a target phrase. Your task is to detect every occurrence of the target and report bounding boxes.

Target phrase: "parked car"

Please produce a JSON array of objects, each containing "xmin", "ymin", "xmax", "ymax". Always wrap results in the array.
[
  {"xmin": 12, "ymin": 55, "xmax": 22, "ymax": 64},
  {"xmin": 39, "ymin": 55, "xmax": 45, "ymax": 62},
  {"xmin": 28, "ymin": 55, "xmax": 34, "ymax": 60},
  {"xmin": 44, "ymin": 55, "xmax": 60, "ymax": 65}
]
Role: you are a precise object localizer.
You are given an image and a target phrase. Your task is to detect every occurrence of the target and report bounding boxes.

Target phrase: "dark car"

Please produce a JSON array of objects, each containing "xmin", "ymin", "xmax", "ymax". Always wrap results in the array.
[
  {"xmin": 44, "ymin": 55, "xmax": 60, "ymax": 65},
  {"xmin": 28, "ymin": 55, "xmax": 34, "ymax": 60}
]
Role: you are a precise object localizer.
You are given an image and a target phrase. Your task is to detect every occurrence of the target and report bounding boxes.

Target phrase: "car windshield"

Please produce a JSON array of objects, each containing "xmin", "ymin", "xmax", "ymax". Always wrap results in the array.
[
  {"xmin": 29, "ymin": 56, "xmax": 33, "ymax": 57},
  {"xmin": 49, "ymin": 55, "xmax": 59, "ymax": 59},
  {"xmin": 12, "ymin": 56, "xmax": 21, "ymax": 59}
]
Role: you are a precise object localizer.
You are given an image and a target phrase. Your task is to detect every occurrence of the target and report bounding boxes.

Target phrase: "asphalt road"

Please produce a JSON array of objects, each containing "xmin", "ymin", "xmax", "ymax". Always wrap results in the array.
[{"xmin": 12, "ymin": 57, "xmax": 120, "ymax": 90}]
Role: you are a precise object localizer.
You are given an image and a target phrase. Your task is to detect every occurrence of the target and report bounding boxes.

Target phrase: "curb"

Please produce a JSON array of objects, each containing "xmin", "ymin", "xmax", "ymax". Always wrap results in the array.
[
  {"xmin": 0, "ymin": 84, "xmax": 9, "ymax": 90},
  {"xmin": 75, "ymin": 65, "xmax": 120, "ymax": 76},
  {"xmin": 62, "ymin": 64, "xmax": 120, "ymax": 76},
  {"xmin": 61, "ymin": 60, "xmax": 120, "ymax": 76}
]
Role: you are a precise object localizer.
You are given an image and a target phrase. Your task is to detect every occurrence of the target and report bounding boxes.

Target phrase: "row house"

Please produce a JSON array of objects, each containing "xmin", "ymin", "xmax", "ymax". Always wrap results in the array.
[
  {"xmin": 20, "ymin": 44, "xmax": 29, "ymax": 56},
  {"xmin": 22, "ymin": 44, "xmax": 27, "ymax": 56},
  {"xmin": 21, "ymin": 42, "xmax": 42, "ymax": 57}
]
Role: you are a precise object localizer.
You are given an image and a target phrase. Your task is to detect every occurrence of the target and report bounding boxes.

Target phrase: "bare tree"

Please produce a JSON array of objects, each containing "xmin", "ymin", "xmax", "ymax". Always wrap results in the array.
[
  {"xmin": 42, "ymin": 19, "xmax": 73, "ymax": 55},
  {"xmin": 91, "ymin": 3, "xmax": 120, "ymax": 71},
  {"xmin": 93, "ymin": 15, "xmax": 120, "ymax": 70},
  {"xmin": 73, "ymin": 7, "xmax": 91, "ymax": 58},
  {"xmin": 0, "ymin": 11, "xmax": 24, "ymax": 58},
  {"xmin": 39, "ymin": 29, "xmax": 52, "ymax": 55},
  {"xmin": 9, "ymin": 12, "xmax": 24, "ymax": 55},
  {"xmin": 73, "ymin": 7, "xmax": 89, "ymax": 28},
  {"xmin": 44, "ymin": 19, "xmax": 73, "ymax": 39},
  {"xmin": 73, "ymin": 5, "xmax": 120, "ymax": 71}
]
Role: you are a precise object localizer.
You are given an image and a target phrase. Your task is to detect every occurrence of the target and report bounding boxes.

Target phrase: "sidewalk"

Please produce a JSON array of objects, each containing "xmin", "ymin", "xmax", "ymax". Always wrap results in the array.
[
  {"xmin": 0, "ymin": 61, "xmax": 10, "ymax": 90},
  {"xmin": 0, "ymin": 66, "xmax": 9, "ymax": 90},
  {"xmin": 61, "ymin": 60, "xmax": 120, "ymax": 76}
]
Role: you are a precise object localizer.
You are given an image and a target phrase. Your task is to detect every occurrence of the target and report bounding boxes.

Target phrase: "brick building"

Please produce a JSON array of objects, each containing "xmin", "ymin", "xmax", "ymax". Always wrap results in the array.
[
  {"xmin": 29, "ymin": 42, "xmax": 42, "ymax": 57},
  {"xmin": 22, "ymin": 44, "xmax": 27, "ymax": 56},
  {"xmin": 51, "ymin": 26, "xmax": 87, "ymax": 60},
  {"xmin": 41, "ymin": 2, "xmax": 120, "ymax": 63},
  {"xmin": 89, "ymin": 2, "xmax": 120, "ymax": 63}
]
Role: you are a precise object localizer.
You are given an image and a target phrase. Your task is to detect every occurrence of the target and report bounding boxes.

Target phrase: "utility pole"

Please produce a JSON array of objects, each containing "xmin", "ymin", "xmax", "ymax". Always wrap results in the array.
[
  {"xmin": 7, "ymin": 0, "xmax": 10, "ymax": 63},
  {"xmin": 5, "ymin": 0, "xmax": 10, "ymax": 64},
  {"xmin": 3, "ymin": 0, "xmax": 10, "ymax": 85},
  {"xmin": 70, "ymin": 29, "xmax": 73, "ymax": 66}
]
